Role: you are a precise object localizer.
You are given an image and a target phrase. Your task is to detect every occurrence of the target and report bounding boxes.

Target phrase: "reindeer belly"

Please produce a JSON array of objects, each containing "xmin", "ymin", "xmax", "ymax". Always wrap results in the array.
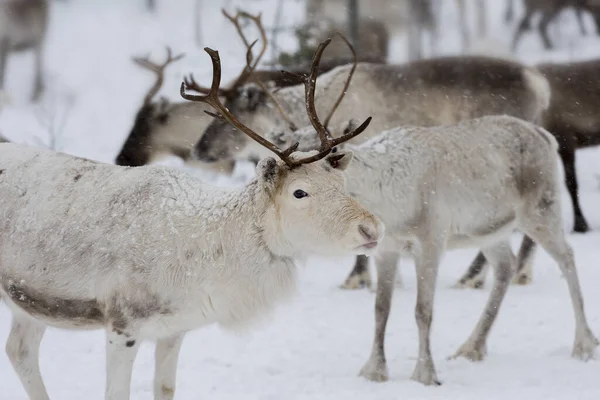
[{"xmin": 446, "ymin": 212, "xmax": 518, "ymax": 249}]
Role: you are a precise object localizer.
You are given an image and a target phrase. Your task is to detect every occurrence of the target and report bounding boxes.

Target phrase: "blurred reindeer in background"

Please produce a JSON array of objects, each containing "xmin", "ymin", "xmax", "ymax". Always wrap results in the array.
[
  {"xmin": 510, "ymin": 0, "xmax": 600, "ymax": 50},
  {"xmin": 117, "ymin": 9, "xmax": 338, "ymax": 172},
  {"xmin": 407, "ymin": 0, "xmax": 488, "ymax": 60},
  {"xmin": 0, "ymin": 0, "xmax": 48, "ymax": 102},
  {"xmin": 306, "ymin": 0, "xmax": 488, "ymax": 62}
]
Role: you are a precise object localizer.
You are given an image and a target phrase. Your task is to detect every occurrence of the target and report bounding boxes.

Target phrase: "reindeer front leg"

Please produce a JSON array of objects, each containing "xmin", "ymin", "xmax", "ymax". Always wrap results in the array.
[
  {"xmin": 154, "ymin": 334, "xmax": 185, "ymax": 400},
  {"xmin": 411, "ymin": 237, "xmax": 442, "ymax": 386},
  {"xmin": 6, "ymin": 315, "xmax": 50, "ymax": 400},
  {"xmin": 105, "ymin": 328, "xmax": 141, "ymax": 400},
  {"xmin": 359, "ymin": 251, "xmax": 399, "ymax": 382}
]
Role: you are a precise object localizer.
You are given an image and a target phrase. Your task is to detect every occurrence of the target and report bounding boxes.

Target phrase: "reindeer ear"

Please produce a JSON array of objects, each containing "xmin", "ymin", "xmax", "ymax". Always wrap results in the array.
[
  {"xmin": 256, "ymin": 157, "xmax": 283, "ymax": 192},
  {"xmin": 326, "ymin": 150, "xmax": 353, "ymax": 171}
]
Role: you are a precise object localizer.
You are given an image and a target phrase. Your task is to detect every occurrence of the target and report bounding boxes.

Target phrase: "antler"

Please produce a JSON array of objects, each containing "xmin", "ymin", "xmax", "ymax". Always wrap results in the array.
[
  {"xmin": 185, "ymin": 9, "xmax": 270, "ymax": 99},
  {"xmin": 223, "ymin": 8, "xmax": 298, "ymax": 131},
  {"xmin": 180, "ymin": 48, "xmax": 300, "ymax": 167},
  {"xmin": 323, "ymin": 33, "xmax": 358, "ymax": 129},
  {"xmin": 132, "ymin": 46, "xmax": 185, "ymax": 105},
  {"xmin": 280, "ymin": 38, "xmax": 372, "ymax": 164}
]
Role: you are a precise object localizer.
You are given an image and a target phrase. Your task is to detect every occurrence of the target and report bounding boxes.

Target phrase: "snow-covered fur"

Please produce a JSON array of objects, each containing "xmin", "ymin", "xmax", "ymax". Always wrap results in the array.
[
  {"xmin": 0, "ymin": 0, "xmax": 48, "ymax": 101},
  {"xmin": 0, "ymin": 143, "xmax": 383, "ymax": 399},
  {"xmin": 294, "ymin": 115, "xmax": 599, "ymax": 385}
]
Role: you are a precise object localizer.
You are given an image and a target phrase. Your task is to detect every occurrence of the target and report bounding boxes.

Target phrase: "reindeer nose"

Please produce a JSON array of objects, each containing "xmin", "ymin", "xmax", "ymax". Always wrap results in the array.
[{"xmin": 359, "ymin": 224, "xmax": 377, "ymax": 242}]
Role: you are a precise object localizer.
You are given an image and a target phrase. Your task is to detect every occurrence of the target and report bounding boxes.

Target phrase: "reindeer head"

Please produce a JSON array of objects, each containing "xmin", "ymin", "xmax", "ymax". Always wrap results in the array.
[
  {"xmin": 181, "ymin": 40, "xmax": 382, "ymax": 257},
  {"xmin": 116, "ymin": 47, "xmax": 184, "ymax": 167},
  {"xmin": 253, "ymin": 151, "xmax": 381, "ymax": 257}
]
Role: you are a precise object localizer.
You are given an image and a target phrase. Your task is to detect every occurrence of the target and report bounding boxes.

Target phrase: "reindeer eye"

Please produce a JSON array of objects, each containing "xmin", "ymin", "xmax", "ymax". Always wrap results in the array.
[{"xmin": 293, "ymin": 190, "xmax": 308, "ymax": 199}]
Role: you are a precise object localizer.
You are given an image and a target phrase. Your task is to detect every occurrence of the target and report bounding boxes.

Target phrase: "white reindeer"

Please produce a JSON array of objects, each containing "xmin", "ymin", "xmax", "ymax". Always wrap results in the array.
[
  {"xmin": 0, "ymin": 44, "xmax": 383, "ymax": 400},
  {"xmin": 269, "ymin": 115, "xmax": 599, "ymax": 384},
  {"xmin": 192, "ymin": 49, "xmax": 551, "ymax": 290}
]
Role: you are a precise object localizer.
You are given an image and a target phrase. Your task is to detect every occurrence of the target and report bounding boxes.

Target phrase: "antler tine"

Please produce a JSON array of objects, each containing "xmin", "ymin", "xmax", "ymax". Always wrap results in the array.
[
  {"xmin": 182, "ymin": 73, "xmax": 211, "ymax": 95},
  {"xmin": 323, "ymin": 33, "xmax": 357, "ymax": 129},
  {"xmin": 222, "ymin": 8, "xmax": 297, "ymax": 130},
  {"xmin": 222, "ymin": 8, "xmax": 268, "ymax": 89},
  {"xmin": 180, "ymin": 47, "xmax": 300, "ymax": 167},
  {"xmin": 132, "ymin": 46, "xmax": 185, "ymax": 105}
]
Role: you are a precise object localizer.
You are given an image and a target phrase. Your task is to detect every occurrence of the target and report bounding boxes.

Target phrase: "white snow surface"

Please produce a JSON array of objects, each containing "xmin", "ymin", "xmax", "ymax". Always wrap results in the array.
[{"xmin": 1, "ymin": 0, "xmax": 600, "ymax": 399}]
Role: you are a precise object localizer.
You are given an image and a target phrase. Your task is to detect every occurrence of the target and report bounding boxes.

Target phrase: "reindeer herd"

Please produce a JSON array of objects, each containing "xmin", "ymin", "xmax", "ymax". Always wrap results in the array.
[{"xmin": 0, "ymin": 1, "xmax": 599, "ymax": 400}]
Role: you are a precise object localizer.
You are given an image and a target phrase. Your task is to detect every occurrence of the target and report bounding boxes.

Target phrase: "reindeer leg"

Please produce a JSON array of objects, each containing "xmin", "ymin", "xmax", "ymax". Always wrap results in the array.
[
  {"xmin": 557, "ymin": 142, "xmax": 589, "ymax": 233},
  {"xmin": 31, "ymin": 44, "xmax": 44, "ymax": 102},
  {"xmin": 5, "ymin": 315, "xmax": 50, "ymax": 400},
  {"xmin": 456, "ymin": 0, "xmax": 470, "ymax": 51},
  {"xmin": 538, "ymin": 10, "xmax": 560, "ymax": 50},
  {"xmin": 359, "ymin": 251, "xmax": 399, "ymax": 382},
  {"xmin": 593, "ymin": 13, "xmax": 600, "ymax": 35},
  {"xmin": 512, "ymin": 235, "xmax": 537, "ymax": 285},
  {"xmin": 410, "ymin": 238, "xmax": 442, "ymax": 386},
  {"xmin": 0, "ymin": 38, "xmax": 8, "ymax": 91},
  {"xmin": 505, "ymin": 0, "xmax": 514, "ymax": 23},
  {"xmin": 520, "ymin": 200, "xmax": 599, "ymax": 360},
  {"xmin": 453, "ymin": 251, "xmax": 489, "ymax": 289},
  {"xmin": 105, "ymin": 328, "xmax": 141, "ymax": 400},
  {"xmin": 512, "ymin": 11, "xmax": 534, "ymax": 51},
  {"xmin": 341, "ymin": 255, "xmax": 371, "ymax": 290},
  {"xmin": 576, "ymin": 8, "xmax": 587, "ymax": 35},
  {"xmin": 154, "ymin": 334, "xmax": 185, "ymax": 400},
  {"xmin": 451, "ymin": 240, "xmax": 515, "ymax": 361}
]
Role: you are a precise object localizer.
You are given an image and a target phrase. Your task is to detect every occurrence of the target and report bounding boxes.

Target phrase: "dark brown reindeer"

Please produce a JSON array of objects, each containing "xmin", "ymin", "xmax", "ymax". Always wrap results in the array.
[
  {"xmin": 456, "ymin": 57, "xmax": 600, "ymax": 288},
  {"xmin": 0, "ymin": 0, "xmax": 48, "ymax": 101}
]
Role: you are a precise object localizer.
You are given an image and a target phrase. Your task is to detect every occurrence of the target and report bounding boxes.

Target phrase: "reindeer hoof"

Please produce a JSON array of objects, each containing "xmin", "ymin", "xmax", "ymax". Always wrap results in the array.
[
  {"xmin": 411, "ymin": 360, "xmax": 441, "ymax": 386},
  {"xmin": 359, "ymin": 358, "xmax": 388, "ymax": 382},
  {"xmin": 572, "ymin": 330, "xmax": 599, "ymax": 361},
  {"xmin": 452, "ymin": 279, "xmax": 485, "ymax": 290},
  {"xmin": 340, "ymin": 271, "xmax": 371, "ymax": 290},
  {"xmin": 573, "ymin": 217, "xmax": 589, "ymax": 233},
  {"xmin": 512, "ymin": 273, "xmax": 531, "ymax": 285},
  {"xmin": 450, "ymin": 342, "xmax": 487, "ymax": 362}
]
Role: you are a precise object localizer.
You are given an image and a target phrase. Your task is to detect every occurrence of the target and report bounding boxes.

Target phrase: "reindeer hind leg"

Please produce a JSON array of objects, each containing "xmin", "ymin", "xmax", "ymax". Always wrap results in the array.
[
  {"xmin": 341, "ymin": 254, "xmax": 371, "ymax": 290},
  {"xmin": 519, "ymin": 187, "xmax": 598, "ymax": 360}
]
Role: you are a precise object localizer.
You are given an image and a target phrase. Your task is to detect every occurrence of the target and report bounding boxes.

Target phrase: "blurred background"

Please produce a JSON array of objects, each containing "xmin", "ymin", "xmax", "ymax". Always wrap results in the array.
[{"xmin": 1, "ymin": 0, "xmax": 599, "ymax": 166}]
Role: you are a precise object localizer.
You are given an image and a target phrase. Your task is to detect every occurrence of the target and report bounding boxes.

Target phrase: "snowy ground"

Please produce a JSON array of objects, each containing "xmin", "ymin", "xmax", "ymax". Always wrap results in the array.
[{"xmin": 1, "ymin": 0, "xmax": 600, "ymax": 399}]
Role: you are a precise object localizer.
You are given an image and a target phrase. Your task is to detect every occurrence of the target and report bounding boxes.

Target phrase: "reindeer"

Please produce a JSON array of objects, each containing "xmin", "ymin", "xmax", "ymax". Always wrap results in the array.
[
  {"xmin": 271, "ymin": 115, "xmax": 599, "ymax": 385},
  {"xmin": 115, "ymin": 46, "xmax": 237, "ymax": 175},
  {"xmin": 0, "ymin": 39, "xmax": 383, "ymax": 400},
  {"xmin": 455, "ymin": 57, "xmax": 600, "ymax": 288},
  {"xmin": 511, "ymin": 0, "xmax": 599, "ymax": 50},
  {"xmin": 192, "ymin": 50, "xmax": 551, "ymax": 290},
  {"xmin": 0, "ymin": 0, "xmax": 48, "ymax": 101},
  {"xmin": 292, "ymin": 17, "xmax": 389, "ymax": 65},
  {"xmin": 115, "ymin": 9, "xmax": 355, "ymax": 171}
]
